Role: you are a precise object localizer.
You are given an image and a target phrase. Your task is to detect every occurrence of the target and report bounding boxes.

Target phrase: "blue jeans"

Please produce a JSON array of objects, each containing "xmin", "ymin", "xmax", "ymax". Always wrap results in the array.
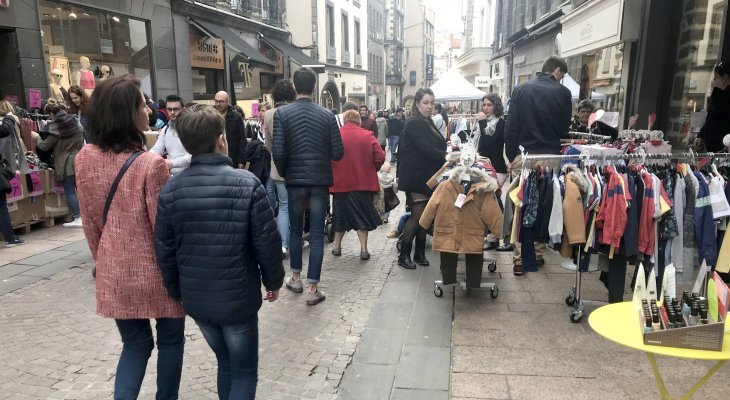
[
  {"xmin": 288, "ymin": 186, "xmax": 328, "ymax": 283},
  {"xmin": 397, "ymin": 212, "xmax": 411, "ymax": 232},
  {"xmin": 389, "ymin": 136, "xmax": 400, "ymax": 163},
  {"xmin": 62, "ymin": 175, "xmax": 80, "ymax": 218},
  {"xmin": 196, "ymin": 317, "xmax": 259, "ymax": 400},
  {"xmin": 114, "ymin": 318, "xmax": 186, "ymax": 400},
  {"xmin": 0, "ymin": 191, "xmax": 17, "ymax": 242},
  {"xmin": 266, "ymin": 178, "xmax": 289, "ymax": 248}
]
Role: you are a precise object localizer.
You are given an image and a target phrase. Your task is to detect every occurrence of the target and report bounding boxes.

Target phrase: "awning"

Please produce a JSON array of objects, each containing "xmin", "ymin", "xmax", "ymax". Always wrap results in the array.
[
  {"xmin": 506, "ymin": 28, "xmax": 528, "ymax": 45},
  {"xmin": 261, "ymin": 36, "xmax": 325, "ymax": 73},
  {"xmin": 190, "ymin": 19, "xmax": 275, "ymax": 69},
  {"xmin": 526, "ymin": 6, "xmax": 566, "ymax": 35}
]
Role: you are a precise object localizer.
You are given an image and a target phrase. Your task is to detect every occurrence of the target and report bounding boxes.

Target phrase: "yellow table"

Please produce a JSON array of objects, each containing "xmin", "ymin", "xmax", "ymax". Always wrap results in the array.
[{"xmin": 589, "ymin": 302, "xmax": 730, "ymax": 400}]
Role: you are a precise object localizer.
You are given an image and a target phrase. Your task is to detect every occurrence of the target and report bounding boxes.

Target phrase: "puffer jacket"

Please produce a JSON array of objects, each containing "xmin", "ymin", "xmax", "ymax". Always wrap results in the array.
[
  {"xmin": 154, "ymin": 153, "xmax": 285, "ymax": 326},
  {"xmin": 35, "ymin": 111, "xmax": 84, "ymax": 180},
  {"xmin": 272, "ymin": 98, "xmax": 344, "ymax": 187},
  {"xmin": 419, "ymin": 166, "xmax": 503, "ymax": 254}
]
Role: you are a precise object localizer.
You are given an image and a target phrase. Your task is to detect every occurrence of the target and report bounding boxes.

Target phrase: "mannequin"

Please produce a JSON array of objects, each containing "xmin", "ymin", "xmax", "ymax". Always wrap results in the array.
[
  {"xmin": 74, "ymin": 56, "xmax": 95, "ymax": 96},
  {"xmin": 48, "ymin": 68, "xmax": 68, "ymax": 103},
  {"xmin": 99, "ymin": 65, "xmax": 112, "ymax": 82}
]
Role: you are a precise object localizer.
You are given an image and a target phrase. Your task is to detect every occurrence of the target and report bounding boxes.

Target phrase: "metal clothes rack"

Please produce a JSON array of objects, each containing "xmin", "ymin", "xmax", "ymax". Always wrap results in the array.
[
  {"xmin": 521, "ymin": 151, "xmax": 730, "ymax": 322},
  {"xmin": 565, "ymin": 131, "xmax": 612, "ymax": 141}
]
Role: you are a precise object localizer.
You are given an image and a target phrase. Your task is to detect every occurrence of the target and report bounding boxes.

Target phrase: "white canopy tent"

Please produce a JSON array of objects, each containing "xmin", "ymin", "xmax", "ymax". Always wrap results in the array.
[
  {"xmin": 430, "ymin": 69, "xmax": 487, "ymax": 101},
  {"xmin": 561, "ymin": 73, "xmax": 606, "ymax": 101}
]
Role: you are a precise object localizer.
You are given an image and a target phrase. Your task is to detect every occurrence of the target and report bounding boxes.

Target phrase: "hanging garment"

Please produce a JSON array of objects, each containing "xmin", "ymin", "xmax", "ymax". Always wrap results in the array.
[
  {"xmin": 559, "ymin": 165, "xmax": 589, "ymax": 258},
  {"xmin": 670, "ymin": 174, "xmax": 685, "ymax": 272},
  {"xmin": 501, "ymin": 177, "xmax": 520, "ymax": 245},
  {"xmin": 638, "ymin": 172, "xmax": 656, "ymax": 256},
  {"xmin": 548, "ymin": 174, "xmax": 564, "ymax": 247},
  {"xmin": 709, "ymin": 175, "xmax": 730, "ymax": 219},
  {"xmin": 659, "ymin": 171, "xmax": 680, "ymax": 240},
  {"xmin": 694, "ymin": 171, "xmax": 717, "ymax": 266},
  {"xmin": 595, "ymin": 167, "xmax": 629, "ymax": 257}
]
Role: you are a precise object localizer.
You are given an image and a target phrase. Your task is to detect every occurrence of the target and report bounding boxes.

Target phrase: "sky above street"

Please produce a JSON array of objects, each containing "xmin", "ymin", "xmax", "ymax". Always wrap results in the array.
[{"xmin": 421, "ymin": 0, "xmax": 463, "ymax": 33}]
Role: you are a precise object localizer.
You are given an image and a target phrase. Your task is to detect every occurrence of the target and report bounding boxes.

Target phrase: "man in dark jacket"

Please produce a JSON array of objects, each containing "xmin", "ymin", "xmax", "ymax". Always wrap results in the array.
[
  {"xmin": 386, "ymin": 107, "xmax": 405, "ymax": 163},
  {"xmin": 359, "ymin": 105, "xmax": 378, "ymax": 138},
  {"xmin": 155, "ymin": 104, "xmax": 284, "ymax": 399},
  {"xmin": 214, "ymin": 91, "xmax": 246, "ymax": 167},
  {"xmin": 273, "ymin": 67, "xmax": 344, "ymax": 306},
  {"xmin": 504, "ymin": 56, "xmax": 572, "ymax": 276}
]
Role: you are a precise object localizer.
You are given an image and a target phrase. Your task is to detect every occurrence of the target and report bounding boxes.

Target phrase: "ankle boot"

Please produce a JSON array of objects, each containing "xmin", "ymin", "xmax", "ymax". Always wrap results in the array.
[
  {"xmin": 398, "ymin": 242, "xmax": 416, "ymax": 269},
  {"xmin": 413, "ymin": 236, "xmax": 430, "ymax": 266}
]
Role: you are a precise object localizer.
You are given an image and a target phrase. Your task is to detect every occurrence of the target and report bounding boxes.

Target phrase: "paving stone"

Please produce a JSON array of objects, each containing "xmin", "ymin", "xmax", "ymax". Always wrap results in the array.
[
  {"xmin": 352, "ymin": 328, "xmax": 406, "ymax": 365},
  {"xmin": 20, "ymin": 259, "xmax": 82, "ymax": 278},
  {"xmin": 451, "ymin": 373, "xmax": 509, "ymax": 399},
  {"xmin": 378, "ymin": 282, "xmax": 420, "ymax": 303},
  {"xmin": 365, "ymin": 302, "xmax": 413, "ymax": 330},
  {"xmin": 393, "ymin": 346, "xmax": 450, "ymax": 391},
  {"xmin": 12, "ymin": 250, "xmax": 76, "ymax": 266},
  {"xmin": 0, "ymin": 263, "xmax": 38, "ymax": 280},
  {"xmin": 0, "ymin": 275, "xmax": 45, "ymax": 295},
  {"xmin": 337, "ymin": 363, "xmax": 396, "ymax": 400},
  {"xmin": 390, "ymin": 388, "xmax": 449, "ymax": 400}
]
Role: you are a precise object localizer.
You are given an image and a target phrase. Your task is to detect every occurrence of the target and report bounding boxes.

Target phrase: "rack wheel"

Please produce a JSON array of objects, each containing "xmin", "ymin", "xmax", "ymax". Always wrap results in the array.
[
  {"xmin": 434, "ymin": 285, "xmax": 443, "ymax": 298},
  {"xmin": 487, "ymin": 262, "xmax": 497, "ymax": 272},
  {"xmin": 490, "ymin": 286, "xmax": 499, "ymax": 299},
  {"xmin": 570, "ymin": 310, "xmax": 583, "ymax": 323},
  {"xmin": 565, "ymin": 294, "xmax": 576, "ymax": 306}
]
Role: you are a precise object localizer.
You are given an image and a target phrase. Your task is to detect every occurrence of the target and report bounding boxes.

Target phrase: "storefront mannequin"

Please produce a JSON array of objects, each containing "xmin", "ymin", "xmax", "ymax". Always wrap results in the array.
[
  {"xmin": 99, "ymin": 65, "xmax": 112, "ymax": 82},
  {"xmin": 74, "ymin": 56, "xmax": 95, "ymax": 96},
  {"xmin": 49, "ymin": 68, "xmax": 68, "ymax": 103}
]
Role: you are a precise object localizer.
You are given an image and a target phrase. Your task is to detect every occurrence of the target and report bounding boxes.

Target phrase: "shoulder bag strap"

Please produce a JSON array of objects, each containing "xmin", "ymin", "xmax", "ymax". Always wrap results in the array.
[{"xmin": 103, "ymin": 151, "xmax": 143, "ymax": 226}]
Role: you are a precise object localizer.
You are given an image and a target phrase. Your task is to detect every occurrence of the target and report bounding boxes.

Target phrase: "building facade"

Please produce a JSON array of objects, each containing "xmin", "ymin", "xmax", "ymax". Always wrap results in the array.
[
  {"xmin": 385, "ymin": 0, "xmax": 405, "ymax": 109},
  {"xmin": 402, "ymin": 0, "xmax": 435, "ymax": 109},
  {"xmin": 455, "ymin": 0, "xmax": 494, "ymax": 99},
  {"xmin": 367, "ymin": 0, "xmax": 386, "ymax": 110},
  {"xmin": 286, "ymin": 0, "xmax": 369, "ymax": 111}
]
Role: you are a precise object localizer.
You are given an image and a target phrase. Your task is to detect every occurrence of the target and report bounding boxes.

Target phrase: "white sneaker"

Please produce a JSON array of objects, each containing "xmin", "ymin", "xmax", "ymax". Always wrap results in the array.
[
  {"xmin": 63, "ymin": 217, "xmax": 83, "ymax": 228},
  {"xmin": 561, "ymin": 260, "xmax": 578, "ymax": 271}
]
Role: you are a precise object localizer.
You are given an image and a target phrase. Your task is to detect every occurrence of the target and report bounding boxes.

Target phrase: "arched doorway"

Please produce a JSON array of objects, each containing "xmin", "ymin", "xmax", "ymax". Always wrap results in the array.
[{"xmin": 321, "ymin": 80, "xmax": 340, "ymax": 111}]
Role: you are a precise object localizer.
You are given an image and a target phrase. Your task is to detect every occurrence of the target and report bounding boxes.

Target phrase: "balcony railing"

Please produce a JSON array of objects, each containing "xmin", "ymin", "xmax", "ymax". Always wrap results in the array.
[{"xmin": 198, "ymin": 0, "xmax": 284, "ymax": 28}]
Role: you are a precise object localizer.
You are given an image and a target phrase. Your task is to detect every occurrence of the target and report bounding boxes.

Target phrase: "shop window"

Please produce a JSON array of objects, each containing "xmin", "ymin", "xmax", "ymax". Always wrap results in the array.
[
  {"xmin": 192, "ymin": 68, "xmax": 224, "ymax": 100},
  {"xmin": 40, "ymin": 0, "xmax": 153, "ymax": 99},
  {"xmin": 565, "ymin": 44, "xmax": 624, "ymax": 122}
]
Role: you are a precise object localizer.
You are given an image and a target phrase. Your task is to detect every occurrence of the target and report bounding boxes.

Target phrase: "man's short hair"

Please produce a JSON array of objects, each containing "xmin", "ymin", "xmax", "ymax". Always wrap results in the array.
[
  {"xmin": 272, "ymin": 79, "xmax": 296, "ymax": 104},
  {"xmin": 175, "ymin": 104, "xmax": 226, "ymax": 155},
  {"xmin": 358, "ymin": 104, "xmax": 368, "ymax": 111},
  {"xmin": 343, "ymin": 101, "xmax": 358, "ymax": 112},
  {"xmin": 396, "ymin": 107, "xmax": 404, "ymax": 113},
  {"xmin": 342, "ymin": 110, "xmax": 361, "ymax": 126},
  {"xmin": 577, "ymin": 99, "xmax": 595, "ymax": 113},
  {"xmin": 541, "ymin": 56, "xmax": 568, "ymax": 74},
  {"xmin": 166, "ymin": 94, "xmax": 183, "ymax": 105},
  {"xmin": 292, "ymin": 67, "xmax": 317, "ymax": 95}
]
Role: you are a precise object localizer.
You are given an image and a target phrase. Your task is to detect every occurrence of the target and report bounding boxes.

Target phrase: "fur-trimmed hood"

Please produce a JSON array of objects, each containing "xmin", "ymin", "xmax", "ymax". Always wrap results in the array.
[
  {"xmin": 448, "ymin": 165, "xmax": 498, "ymax": 193},
  {"xmin": 562, "ymin": 164, "xmax": 591, "ymax": 200}
]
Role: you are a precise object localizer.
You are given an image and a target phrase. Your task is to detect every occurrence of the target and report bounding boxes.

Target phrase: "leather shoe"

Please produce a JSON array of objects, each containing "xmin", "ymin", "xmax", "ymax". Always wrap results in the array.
[
  {"xmin": 483, "ymin": 241, "xmax": 499, "ymax": 251},
  {"xmin": 496, "ymin": 244, "xmax": 513, "ymax": 252},
  {"xmin": 513, "ymin": 264, "xmax": 524, "ymax": 276}
]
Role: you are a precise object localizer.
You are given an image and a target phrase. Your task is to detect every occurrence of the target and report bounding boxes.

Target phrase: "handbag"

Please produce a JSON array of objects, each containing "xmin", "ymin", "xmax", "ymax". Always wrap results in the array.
[
  {"xmin": 92, "ymin": 151, "xmax": 143, "ymax": 278},
  {"xmin": 383, "ymin": 186, "xmax": 400, "ymax": 213},
  {"xmin": 0, "ymin": 153, "xmax": 14, "ymax": 181}
]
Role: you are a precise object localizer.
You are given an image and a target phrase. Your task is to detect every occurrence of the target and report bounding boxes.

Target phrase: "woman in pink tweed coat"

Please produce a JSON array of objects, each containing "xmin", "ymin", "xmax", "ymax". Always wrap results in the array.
[{"xmin": 75, "ymin": 76, "xmax": 185, "ymax": 400}]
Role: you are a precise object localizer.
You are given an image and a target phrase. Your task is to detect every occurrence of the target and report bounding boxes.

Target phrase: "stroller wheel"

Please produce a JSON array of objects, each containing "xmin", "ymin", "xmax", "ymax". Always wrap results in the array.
[{"xmin": 326, "ymin": 220, "xmax": 334, "ymax": 243}]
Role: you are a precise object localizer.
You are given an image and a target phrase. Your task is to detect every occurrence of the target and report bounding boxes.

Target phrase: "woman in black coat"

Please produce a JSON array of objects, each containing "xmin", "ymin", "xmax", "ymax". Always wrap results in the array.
[
  {"xmin": 396, "ymin": 88, "xmax": 447, "ymax": 269},
  {"xmin": 695, "ymin": 61, "xmax": 730, "ymax": 152}
]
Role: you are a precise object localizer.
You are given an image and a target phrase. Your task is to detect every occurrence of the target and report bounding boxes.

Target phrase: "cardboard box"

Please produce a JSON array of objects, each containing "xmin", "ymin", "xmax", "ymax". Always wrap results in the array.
[
  {"xmin": 45, "ymin": 193, "xmax": 70, "ymax": 217},
  {"xmin": 23, "ymin": 195, "xmax": 46, "ymax": 222},
  {"xmin": 7, "ymin": 201, "xmax": 25, "ymax": 228},
  {"xmin": 26, "ymin": 171, "xmax": 44, "ymax": 197},
  {"xmin": 40, "ymin": 169, "xmax": 54, "ymax": 194},
  {"xmin": 144, "ymin": 132, "xmax": 159, "ymax": 150},
  {"xmin": 7, "ymin": 173, "xmax": 25, "ymax": 203}
]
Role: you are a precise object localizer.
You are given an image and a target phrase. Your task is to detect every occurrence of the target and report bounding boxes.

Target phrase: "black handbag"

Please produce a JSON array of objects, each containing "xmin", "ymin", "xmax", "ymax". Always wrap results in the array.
[
  {"xmin": 0, "ymin": 154, "xmax": 14, "ymax": 181},
  {"xmin": 383, "ymin": 187, "xmax": 400, "ymax": 213}
]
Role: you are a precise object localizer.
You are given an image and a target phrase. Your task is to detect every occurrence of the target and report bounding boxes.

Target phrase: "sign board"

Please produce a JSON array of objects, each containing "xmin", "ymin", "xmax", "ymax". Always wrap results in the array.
[
  {"xmin": 28, "ymin": 89, "xmax": 42, "ymax": 109},
  {"xmin": 409, "ymin": 71, "xmax": 416, "ymax": 86},
  {"xmin": 513, "ymin": 54, "xmax": 526, "ymax": 65},
  {"xmin": 560, "ymin": 0, "xmax": 623, "ymax": 58},
  {"xmin": 475, "ymin": 76, "xmax": 490, "ymax": 88},
  {"xmin": 426, "ymin": 54, "xmax": 434, "ymax": 81},
  {"xmin": 189, "ymin": 32, "xmax": 224, "ymax": 70}
]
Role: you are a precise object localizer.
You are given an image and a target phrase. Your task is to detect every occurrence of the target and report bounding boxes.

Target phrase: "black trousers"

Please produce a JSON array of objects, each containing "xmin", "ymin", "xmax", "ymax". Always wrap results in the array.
[{"xmin": 440, "ymin": 252, "xmax": 483, "ymax": 289}]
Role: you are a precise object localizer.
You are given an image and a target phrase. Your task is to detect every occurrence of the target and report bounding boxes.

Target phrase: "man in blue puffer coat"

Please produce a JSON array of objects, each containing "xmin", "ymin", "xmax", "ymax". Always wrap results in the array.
[
  {"xmin": 155, "ymin": 104, "xmax": 284, "ymax": 400},
  {"xmin": 273, "ymin": 67, "xmax": 344, "ymax": 306}
]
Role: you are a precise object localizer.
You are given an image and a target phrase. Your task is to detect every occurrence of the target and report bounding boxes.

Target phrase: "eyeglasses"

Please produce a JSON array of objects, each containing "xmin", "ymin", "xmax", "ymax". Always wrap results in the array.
[
  {"xmin": 166, "ymin": 107, "xmax": 182, "ymax": 113},
  {"xmin": 578, "ymin": 110, "xmax": 592, "ymax": 114},
  {"xmin": 214, "ymin": 100, "xmax": 226, "ymax": 104},
  {"xmin": 53, "ymin": 74, "xmax": 63, "ymax": 77}
]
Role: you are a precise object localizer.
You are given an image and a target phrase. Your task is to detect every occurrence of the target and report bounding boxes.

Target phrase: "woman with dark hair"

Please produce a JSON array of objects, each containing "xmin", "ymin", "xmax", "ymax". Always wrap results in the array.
[
  {"xmin": 695, "ymin": 61, "xmax": 730, "ymax": 152},
  {"xmin": 0, "ymin": 102, "xmax": 24, "ymax": 247},
  {"xmin": 431, "ymin": 103, "xmax": 449, "ymax": 138},
  {"xmin": 74, "ymin": 75, "xmax": 186, "ymax": 399},
  {"xmin": 570, "ymin": 99, "xmax": 618, "ymax": 141},
  {"xmin": 396, "ymin": 88, "xmax": 447, "ymax": 269},
  {"xmin": 67, "ymin": 85, "xmax": 92, "ymax": 143},
  {"xmin": 30, "ymin": 98, "xmax": 84, "ymax": 227}
]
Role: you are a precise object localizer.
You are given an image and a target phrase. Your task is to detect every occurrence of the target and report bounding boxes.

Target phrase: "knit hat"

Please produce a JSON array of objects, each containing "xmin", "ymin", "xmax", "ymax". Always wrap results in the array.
[{"xmin": 48, "ymin": 111, "xmax": 83, "ymax": 139}]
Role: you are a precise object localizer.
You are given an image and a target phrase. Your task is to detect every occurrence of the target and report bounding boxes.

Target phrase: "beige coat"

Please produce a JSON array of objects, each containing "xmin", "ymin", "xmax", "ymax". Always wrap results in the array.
[
  {"xmin": 263, "ymin": 105, "xmax": 285, "ymax": 181},
  {"xmin": 420, "ymin": 166, "xmax": 503, "ymax": 254},
  {"xmin": 559, "ymin": 165, "xmax": 589, "ymax": 257}
]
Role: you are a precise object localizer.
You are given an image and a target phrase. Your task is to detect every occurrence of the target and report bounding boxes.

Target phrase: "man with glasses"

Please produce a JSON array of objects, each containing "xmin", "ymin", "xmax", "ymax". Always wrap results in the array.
[
  {"xmin": 214, "ymin": 91, "xmax": 246, "ymax": 168},
  {"xmin": 504, "ymin": 55, "xmax": 572, "ymax": 276},
  {"xmin": 150, "ymin": 95, "xmax": 191, "ymax": 176}
]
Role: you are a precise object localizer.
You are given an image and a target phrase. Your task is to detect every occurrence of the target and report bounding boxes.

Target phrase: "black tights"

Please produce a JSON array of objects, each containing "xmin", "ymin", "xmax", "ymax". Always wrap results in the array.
[{"xmin": 401, "ymin": 201, "xmax": 427, "ymax": 248}]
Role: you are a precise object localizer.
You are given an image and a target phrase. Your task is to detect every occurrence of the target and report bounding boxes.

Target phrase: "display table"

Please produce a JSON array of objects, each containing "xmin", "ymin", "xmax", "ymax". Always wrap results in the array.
[{"xmin": 589, "ymin": 302, "xmax": 730, "ymax": 399}]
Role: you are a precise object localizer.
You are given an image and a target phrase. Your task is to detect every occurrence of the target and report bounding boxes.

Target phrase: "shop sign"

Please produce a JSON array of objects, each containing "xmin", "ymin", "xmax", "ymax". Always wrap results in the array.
[
  {"xmin": 189, "ymin": 32, "xmax": 224, "ymax": 70},
  {"xmin": 426, "ymin": 54, "xmax": 434, "ymax": 80},
  {"xmin": 28, "ymin": 89, "xmax": 42, "ymax": 109},
  {"xmin": 353, "ymin": 82, "xmax": 364, "ymax": 91},
  {"xmin": 560, "ymin": 0, "xmax": 623, "ymax": 58},
  {"xmin": 475, "ymin": 76, "xmax": 490, "ymax": 88},
  {"xmin": 513, "ymin": 54, "xmax": 526, "ymax": 65}
]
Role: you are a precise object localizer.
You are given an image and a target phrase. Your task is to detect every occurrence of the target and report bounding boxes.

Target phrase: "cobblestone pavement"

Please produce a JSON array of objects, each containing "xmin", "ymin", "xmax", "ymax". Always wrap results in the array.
[{"xmin": 0, "ymin": 217, "xmax": 401, "ymax": 399}]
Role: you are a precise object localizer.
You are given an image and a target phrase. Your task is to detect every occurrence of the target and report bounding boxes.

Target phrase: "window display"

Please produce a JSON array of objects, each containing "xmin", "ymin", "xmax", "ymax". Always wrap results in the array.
[
  {"xmin": 565, "ymin": 43, "xmax": 624, "ymax": 116},
  {"xmin": 40, "ymin": 1, "xmax": 153, "ymax": 99}
]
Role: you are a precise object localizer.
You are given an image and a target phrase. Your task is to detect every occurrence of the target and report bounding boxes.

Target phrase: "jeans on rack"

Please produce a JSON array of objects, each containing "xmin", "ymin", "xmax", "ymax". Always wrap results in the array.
[
  {"xmin": 62, "ymin": 175, "xmax": 80, "ymax": 218},
  {"xmin": 113, "ymin": 318, "xmax": 185, "ymax": 400}
]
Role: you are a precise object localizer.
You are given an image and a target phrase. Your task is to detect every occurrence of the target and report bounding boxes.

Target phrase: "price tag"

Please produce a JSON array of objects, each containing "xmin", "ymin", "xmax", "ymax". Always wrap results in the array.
[{"xmin": 454, "ymin": 193, "xmax": 466, "ymax": 208}]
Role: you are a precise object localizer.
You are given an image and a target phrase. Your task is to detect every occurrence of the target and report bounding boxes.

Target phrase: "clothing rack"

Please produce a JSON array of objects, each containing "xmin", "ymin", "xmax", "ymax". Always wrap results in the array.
[
  {"xmin": 565, "ymin": 131, "xmax": 612, "ymax": 141},
  {"xmin": 519, "ymin": 151, "xmax": 730, "ymax": 322}
]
